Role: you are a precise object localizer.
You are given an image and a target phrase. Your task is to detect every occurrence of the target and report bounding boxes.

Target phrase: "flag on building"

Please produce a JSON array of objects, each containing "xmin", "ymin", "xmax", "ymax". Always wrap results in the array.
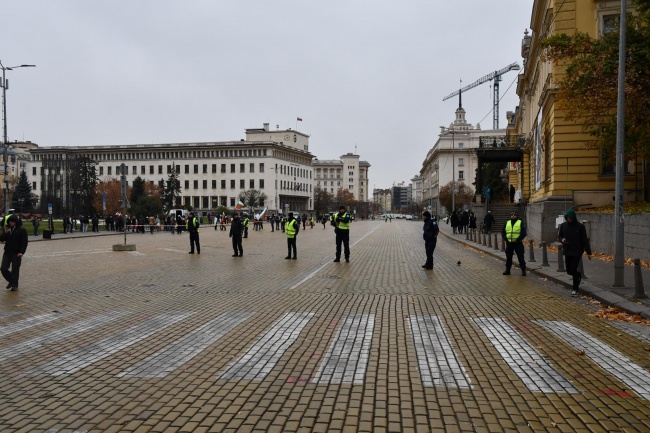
[
  {"xmin": 297, "ymin": 117, "xmax": 302, "ymax": 122},
  {"xmin": 236, "ymin": 200, "xmax": 245, "ymax": 210}
]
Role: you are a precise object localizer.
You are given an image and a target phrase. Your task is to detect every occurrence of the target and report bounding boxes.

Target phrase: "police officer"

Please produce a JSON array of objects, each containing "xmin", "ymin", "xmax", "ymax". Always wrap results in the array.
[
  {"xmin": 333, "ymin": 205, "xmax": 351, "ymax": 263},
  {"xmin": 229, "ymin": 212, "xmax": 244, "ymax": 257},
  {"xmin": 243, "ymin": 213, "xmax": 250, "ymax": 238},
  {"xmin": 0, "ymin": 215, "xmax": 28, "ymax": 291},
  {"xmin": 502, "ymin": 211, "xmax": 526, "ymax": 275},
  {"xmin": 285, "ymin": 212, "xmax": 299, "ymax": 260},
  {"xmin": 186, "ymin": 211, "xmax": 200, "ymax": 254}
]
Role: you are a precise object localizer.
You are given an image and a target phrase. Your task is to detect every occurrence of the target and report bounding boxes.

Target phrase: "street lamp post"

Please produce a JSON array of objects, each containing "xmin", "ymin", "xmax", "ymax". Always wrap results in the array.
[{"xmin": 1, "ymin": 61, "xmax": 35, "ymax": 212}]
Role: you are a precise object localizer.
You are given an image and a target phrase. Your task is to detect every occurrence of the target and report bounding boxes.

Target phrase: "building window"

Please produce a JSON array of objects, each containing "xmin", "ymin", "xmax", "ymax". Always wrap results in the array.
[
  {"xmin": 194, "ymin": 164, "xmax": 199, "ymax": 174},
  {"xmin": 458, "ymin": 171, "xmax": 464, "ymax": 180},
  {"xmin": 260, "ymin": 163, "xmax": 264, "ymax": 173},
  {"xmin": 230, "ymin": 180, "xmax": 235, "ymax": 189},
  {"xmin": 150, "ymin": 166, "xmax": 154, "ymax": 175},
  {"xmin": 458, "ymin": 143, "xmax": 464, "ymax": 149},
  {"xmin": 108, "ymin": 167, "xmax": 112, "ymax": 176},
  {"xmin": 212, "ymin": 164, "xmax": 217, "ymax": 173},
  {"xmin": 260, "ymin": 179, "xmax": 264, "ymax": 189},
  {"xmin": 194, "ymin": 180, "xmax": 199, "ymax": 189},
  {"xmin": 230, "ymin": 164, "xmax": 235, "ymax": 173},
  {"xmin": 349, "ymin": 185, "xmax": 353, "ymax": 189},
  {"xmin": 167, "ymin": 165, "xmax": 172, "ymax": 174},
  {"xmin": 212, "ymin": 180, "xmax": 217, "ymax": 189},
  {"xmin": 458, "ymin": 158, "xmax": 464, "ymax": 167},
  {"xmin": 230, "ymin": 198, "xmax": 235, "ymax": 207},
  {"xmin": 249, "ymin": 179, "xmax": 254, "ymax": 188},
  {"xmin": 601, "ymin": 13, "xmax": 619, "ymax": 36},
  {"xmin": 240, "ymin": 163, "xmax": 245, "ymax": 173},
  {"xmin": 202, "ymin": 164, "xmax": 207, "ymax": 174},
  {"xmin": 221, "ymin": 164, "xmax": 226, "ymax": 173},
  {"xmin": 240, "ymin": 179, "xmax": 245, "ymax": 189},
  {"xmin": 221, "ymin": 196, "xmax": 227, "ymax": 207},
  {"xmin": 185, "ymin": 180, "xmax": 190, "ymax": 189},
  {"xmin": 158, "ymin": 165, "xmax": 163, "ymax": 174},
  {"xmin": 99, "ymin": 167, "xmax": 104, "ymax": 176},
  {"xmin": 203, "ymin": 180, "xmax": 207, "ymax": 189},
  {"xmin": 221, "ymin": 180, "xmax": 226, "ymax": 189},
  {"xmin": 141, "ymin": 165, "xmax": 146, "ymax": 174},
  {"xmin": 250, "ymin": 163, "xmax": 255, "ymax": 173},
  {"xmin": 185, "ymin": 165, "xmax": 190, "ymax": 174}
]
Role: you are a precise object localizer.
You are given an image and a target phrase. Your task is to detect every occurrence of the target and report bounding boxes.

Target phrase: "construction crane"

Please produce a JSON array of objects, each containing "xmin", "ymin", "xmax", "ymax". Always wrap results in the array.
[{"xmin": 443, "ymin": 62, "xmax": 520, "ymax": 129}]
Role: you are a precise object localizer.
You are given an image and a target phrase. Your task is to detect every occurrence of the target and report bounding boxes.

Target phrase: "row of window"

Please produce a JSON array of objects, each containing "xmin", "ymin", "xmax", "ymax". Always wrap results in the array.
[
  {"xmin": 184, "ymin": 179, "xmax": 267, "ymax": 190},
  {"xmin": 33, "ymin": 148, "xmax": 269, "ymax": 163}
]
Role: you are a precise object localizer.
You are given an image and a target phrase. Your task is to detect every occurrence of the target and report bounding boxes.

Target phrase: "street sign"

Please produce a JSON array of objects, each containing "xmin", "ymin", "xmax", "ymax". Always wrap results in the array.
[{"xmin": 48, "ymin": 203, "xmax": 53, "ymax": 215}]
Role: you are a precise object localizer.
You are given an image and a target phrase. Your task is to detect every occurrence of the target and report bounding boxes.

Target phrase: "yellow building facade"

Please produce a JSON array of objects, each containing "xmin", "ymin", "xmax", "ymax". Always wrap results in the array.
[{"xmin": 513, "ymin": 0, "xmax": 643, "ymax": 242}]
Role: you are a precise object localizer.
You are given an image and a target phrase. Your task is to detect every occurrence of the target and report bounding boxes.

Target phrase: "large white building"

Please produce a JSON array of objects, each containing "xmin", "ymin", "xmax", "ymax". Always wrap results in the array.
[
  {"xmin": 312, "ymin": 153, "xmax": 370, "ymax": 201},
  {"xmin": 25, "ymin": 123, "xmax": 315, "ymax": 216},
  {"xmin": 421, "ymin": 105, "xmax": 505, "ymax": 215}
]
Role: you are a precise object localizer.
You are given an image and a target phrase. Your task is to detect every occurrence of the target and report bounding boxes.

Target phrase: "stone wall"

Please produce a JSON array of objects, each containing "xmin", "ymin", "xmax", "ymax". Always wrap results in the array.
[{"xmin": 577, "ymin": 213, "xmax": 650, "ymax": 259}]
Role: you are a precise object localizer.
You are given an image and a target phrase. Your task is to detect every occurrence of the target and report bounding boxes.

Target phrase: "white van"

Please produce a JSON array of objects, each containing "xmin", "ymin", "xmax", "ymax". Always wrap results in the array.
[{"xmin": 168, "ymin": 209, "xmax": 189, "ymax": 219}]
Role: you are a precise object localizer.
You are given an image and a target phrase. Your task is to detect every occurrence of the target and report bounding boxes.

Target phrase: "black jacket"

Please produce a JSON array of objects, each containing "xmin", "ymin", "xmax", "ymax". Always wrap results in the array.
[
  {"xmin": 230, "ymin": 218, "xmax": 243, "ymax": 237},
  {"xmin": 0, "ymin": 226, "xmax": 28, "ymax": 255},
  {"xmin": 558, "ymin": 209, "xmax": 592, "ymax": 257},
  {"xmin": 423, "ymin": 218, "xmax": 439, "ymax": 243}
]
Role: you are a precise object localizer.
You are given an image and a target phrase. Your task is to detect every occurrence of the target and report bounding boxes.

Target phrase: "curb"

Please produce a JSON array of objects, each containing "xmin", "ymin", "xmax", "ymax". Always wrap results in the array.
[{"xmin": 441, "ymin": 231, "xmax": 650, "ymax": 319}]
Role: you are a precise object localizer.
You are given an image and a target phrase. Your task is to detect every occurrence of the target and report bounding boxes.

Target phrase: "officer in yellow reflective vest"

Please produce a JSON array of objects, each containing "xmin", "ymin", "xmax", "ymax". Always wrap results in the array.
[
  {"xmin": 501, "ymin": 211, "xmax": 526, "ymax": 275},
  {"xmin": 284, "ymin": 212, "xmax": 299, "ymax": 260},
  {"xmin": 243, "ymin": 213, "xmax": 250, "ymax": 238},
  {"xmin": 186, "ymin": 212, "xmax": 200, "ymax": 254},
  {"xmin": 333, "ymin": 205, "xmax": 351, "ymax": 262}
]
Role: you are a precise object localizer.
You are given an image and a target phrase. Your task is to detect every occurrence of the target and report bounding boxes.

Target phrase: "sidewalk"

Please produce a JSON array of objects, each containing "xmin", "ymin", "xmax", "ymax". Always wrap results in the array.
[{"xmin": 438, "ymin": 220, "xmax": 650, "ymax": 319}]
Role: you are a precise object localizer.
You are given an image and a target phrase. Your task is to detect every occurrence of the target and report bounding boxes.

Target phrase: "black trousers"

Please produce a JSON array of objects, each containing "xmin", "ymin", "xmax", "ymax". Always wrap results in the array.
[
  {"xmin": 335, "ymin": 229, "xmax": 350, "ymax": 259},
  {"xmin": 1, "ymin": 253, "xmax": 22, "ymax": 287},
  {"xmin": 565, "ymin": 255, "xmax": 581, "ymax": 290},
  {"xmin": 287, "ymin": 237, "xmax": 297, "ymax": 258},
  {"xmin": 425, "ymin": 240, "xmax": 436, "ymax": 266},
  {"xmin": 505, "ymin": 241, "xmax": 526, "ymax": 270},
  {"xmin": 189, "ymin": 232, "xmax": 200, "ymax": 253},
  {"xmin": 232, "ymin": 235, "xmax": 243, "ymax": 255}
]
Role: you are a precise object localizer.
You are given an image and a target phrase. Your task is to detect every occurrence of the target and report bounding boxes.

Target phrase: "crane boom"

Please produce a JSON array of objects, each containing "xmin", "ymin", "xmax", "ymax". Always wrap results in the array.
[{"xmin": 442, "ymin": 62, "xmax": 520, "ymax": 129}]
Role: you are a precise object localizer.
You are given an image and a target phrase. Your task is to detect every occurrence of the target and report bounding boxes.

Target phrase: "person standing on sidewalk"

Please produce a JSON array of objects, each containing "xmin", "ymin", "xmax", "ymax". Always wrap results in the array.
[
  {"xmin": 333, "ymin": 205, "xmax": 351, "ymax": 263},
  {"xmin": 558, "ymin": 208, "xmax": 592, "ymax": 297},
  {"xmin": 502, "ymin": 211, "xmax": 527, "ymax": 276},
  {"xmin": 186, "ymin": 212, "xmax": 201, "ymax": 254},
  {"xmin": 31, "ymin": 215, "xmax": 39, "ymax": 236},
  {"xmin": 483, "ymin": 211, "xmax": 495, "ymax": 234},
  {"xmin": 285, "ymin": 212, "xmax": 299, "ymax": 260},
  {"xmin": 421, "ymin": 211, "xmax": 439, "ymax": 270},
  {"xmin": 243, "ymin": 213, "xmax": 250, "ymax": 238},
  {"xmin": 229, "ymin": 212, "xmax": 244, "ymax": 257},
  {"xmin": 0, "ymin": 215, "xmax": 28, "ymax": 291}
]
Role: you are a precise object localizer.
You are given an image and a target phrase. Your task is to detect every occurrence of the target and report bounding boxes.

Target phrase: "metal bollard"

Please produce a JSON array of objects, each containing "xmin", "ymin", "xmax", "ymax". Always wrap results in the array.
[
  {"xmin": 501, "ymin": 238, "xmax": 505, "ymax": 252},
  {"xmin": 488, "ymin": 232, "xmax": 493, "ymax": 248},
  {"xmin": 482, "ymin": 232, "xmax": 487, "ymax": 246},
  {"xmin": 557, "ymin": 244, "xmax": 566, "ymax": 272},
  {"xmin": 474, "ymin": 231, "xmax": 478, "ymax": 243},
  {"xmin": 466, "ymin": 230, "xmax": 470, "ymax": 241},
  {"xmin": 577, "ymin": 257, "xmax": 588, "ymax": 280},
  {"xmin": 541, "ymin": 241, "xmax": 550, "ymax": 266},
  {"xmin": 493, "ymin": 233, "xmax": 499, "ymax": 251},
  {"xmin": 528, "ymin": 240, "xmax": 536, "ymax": 262},
  {"xmin": 634, "ymin": 259, "xmax": 646, "ymax": 299}
]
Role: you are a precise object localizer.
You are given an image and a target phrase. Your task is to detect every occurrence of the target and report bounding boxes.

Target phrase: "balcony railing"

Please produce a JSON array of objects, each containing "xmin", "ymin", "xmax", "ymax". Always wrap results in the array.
[{"xmin": 478, "ymin": 134, "xmax": 526, "ymax": 148}]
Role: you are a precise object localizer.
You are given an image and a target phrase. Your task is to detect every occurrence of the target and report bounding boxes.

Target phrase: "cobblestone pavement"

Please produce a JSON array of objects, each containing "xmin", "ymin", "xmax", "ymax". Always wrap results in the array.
[{"xmin": 1, "ymin": 221, "xmax": 650, "ymax": 433}]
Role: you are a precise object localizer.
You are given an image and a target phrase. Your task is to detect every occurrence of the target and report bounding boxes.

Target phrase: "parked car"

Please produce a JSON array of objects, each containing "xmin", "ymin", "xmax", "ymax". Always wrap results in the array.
[{"xmin": 405, "ymin": 214, "xmax": 413, "ymax": 220}]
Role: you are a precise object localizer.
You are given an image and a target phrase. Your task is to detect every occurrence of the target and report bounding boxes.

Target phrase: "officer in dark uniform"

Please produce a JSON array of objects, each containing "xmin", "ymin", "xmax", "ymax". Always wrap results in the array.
[
  {"xmin": 229, "ymin": 212, "xmax": 244, "ymax": 257},
  {"xmin": 186, "ymin": 212, "xmax": 200, "ymax": 254}
]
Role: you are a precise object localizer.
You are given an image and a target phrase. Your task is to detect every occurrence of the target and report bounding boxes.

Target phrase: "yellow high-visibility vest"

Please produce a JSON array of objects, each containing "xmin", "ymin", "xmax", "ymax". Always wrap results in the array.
[{"xmin": 505, "ymin": 220, "xmax": 521, "ymax": 242}]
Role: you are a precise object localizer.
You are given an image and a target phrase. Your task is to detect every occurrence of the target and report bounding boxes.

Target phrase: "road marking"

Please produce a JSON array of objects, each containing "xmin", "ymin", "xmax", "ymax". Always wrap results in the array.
[
  {"xmin": 128, "ymin": 251, "xmax": 146, "ymax": 256},
  {"xmin": 0, "ymin": 311, "xmax": 76, "ymax": 337},
  {"xmin": 0, "ymin": 311, "xmax": 129, "ymax": 362},
  {"xmin": 162, "ymin": 248, "xmax": 188, "ymax": 254},
  {"xmin": 409, "ymin": 315, "xmax": 472, "ymax": 389},
  {"xmin": 29, "ymin": 250, "xmax": 110, "ymax": 259},
  {"xmin": 536, "ymin": 320, "xmax": 650, "ymax": 400},
  {"xmin": 609, "ymin": 321, "xmax": 650, "ymax": 345},
  {"xmin": 25, "ymin": 312, "xmax": 191, "ymax": 376},
  {"xmin": 119, "ymin": 312, "xmax": 254, "ymax": 378},
  {"xmin": 474, "ymin": 318, "xmax": 577, "ymax": 393},
  {"xmin": 286, "ymin": 225, "xmax": 380, "ymax": 290},
  {"xmin": 218, "ymin": 312, "xmax": 314, "ymax": 381},
  {"xmin": 312, "ymin": 314, "xmax": 375, "ymax": 385}
]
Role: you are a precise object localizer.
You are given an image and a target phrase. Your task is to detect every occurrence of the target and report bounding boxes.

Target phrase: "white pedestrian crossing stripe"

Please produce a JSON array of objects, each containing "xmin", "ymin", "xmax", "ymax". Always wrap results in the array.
[
  {"xmin": 24, "ymin": 312, "xmax": 191, "ymax": 376},
  {"xmin": 474, "ymin": 318, "xmax": 578, "ymax": 393},
  {"xmin": 119, "ymin": 312, "xmax": 254, "ymax": 378},
  {"xmin": 0, "ymin": 311, "xmax": 129, "ymax": 362},
  {"xmin": 312, "ymin": 314, "xmax": 375, "ymax": 385},
  {"xmin": 409, "ymin": 315, "xmax": 472, "ymax": 389},
  {"xmin": 536, "ymin": 320, "xmax": 650, "ymax": 400},
  {"xmin": 0, "ymin": 311, "xmax": 76, "ymax": 337},
  {"xmin": 218, "ymin": 312, "xmax": 314, "ymax": 381}
]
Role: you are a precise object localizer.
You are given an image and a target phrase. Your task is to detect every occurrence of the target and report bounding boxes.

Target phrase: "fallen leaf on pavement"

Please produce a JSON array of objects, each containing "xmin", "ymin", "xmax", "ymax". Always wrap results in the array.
[{"xmin": 576, "ymin": 350, "xmax": 586, "ymax": 356}]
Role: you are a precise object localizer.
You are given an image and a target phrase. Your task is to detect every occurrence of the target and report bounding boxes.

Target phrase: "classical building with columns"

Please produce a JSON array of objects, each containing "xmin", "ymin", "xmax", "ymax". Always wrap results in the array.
[{"xmin": 24, "ymin": 123, "xmax": 315, "ymax": 216}]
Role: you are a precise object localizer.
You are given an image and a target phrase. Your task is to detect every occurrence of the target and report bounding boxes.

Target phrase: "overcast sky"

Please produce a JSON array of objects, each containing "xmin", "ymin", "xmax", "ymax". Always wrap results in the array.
[{"xmin": 3, "ymin": 0, "xmax": 532, "ymax": 189}]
